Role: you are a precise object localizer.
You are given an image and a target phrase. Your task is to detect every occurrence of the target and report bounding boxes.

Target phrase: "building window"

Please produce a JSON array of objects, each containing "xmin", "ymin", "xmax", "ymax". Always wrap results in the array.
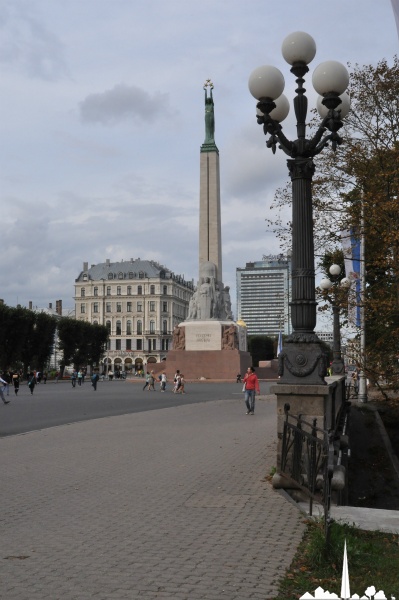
[
  {"xmin": 81, "ymin": 288, "xmax": 85, "ymax": 297},
  {"xmin": 93, "ymin": 302, "xmax": 99, "ymax": 313},
  {"xmin": 162, "ymin": 339, "xmax": 169, "ymax": 351},
  {"xmin": 117, "ymin": 286, "xmax": 121, "ymax": 296},
  {"xmin": 81, "ymin": 304, "xmax": 86, "ymax": 313},
  {"xmin": 106, "ymin": 302, "xmax": 111, "ymax": 312},
  {"xmin": 126, "ymin": 339, "xmax": 132, "ymax": 350},
  {"xmin": 137, "ymin": 339, "xmax": 142, "ymax": 350},
  {"xmin": 115, "ymin": 339, "xmax": 121, "ymax": 350},
  {"xmin": 148, "ymin": 339, "xmax": 152, "ymax": 352},
  {"xmin": 163, "ymin": 285, "xmax": 167, "ymax": 295},
  {"xmin": 137, "ymin": 286, "xmax": 142, "ymax": 295},
  {"xmin": 118, "ymin": 272, "xmax": 123, "ymax": 279},
  {"xmin": 116, "ymin": 320, "xmax": 121, "ymax": 335},
  {"xmin": 108, "ymin": 273, "xmax": 113, "ymax": 280},
  {"xmin": 137, "ymin": 321, "xmax": 142, "ymax": 335},
  {"xmin": 106, "ymin": 320, "xmax": 111, "ymax": 333},
  {"xmin": 116, "ymin": 302, "xmax": 122, "ymax": 312},
  {"xmin": 107, "ymin": 286, "xmax": 111, "ymax": 296},
  {"xmin": 150, "ymin": 320, "xmax": 155, "ymax": 334},
  {"xmin": 162, "ymin": 302, "xmax": 168, "ymax": 312},
  {"xmin": 93, "ymin": 320, "xmax": 98, "ymax": 325},
  {"xmin": 163, "ymin": 320, "xmax": 168, "ymax": 334},
  {"xmin": 126, "ymin": 320, "xmax": 132, "ymax": 335},
  {"xmin": 94, "ymin": 287, "xmax": 98, "ymax": 296},
  {"xmin": 150, "ymin": 285, "xmax": 155, "ymax": 294},
  {"xmin": 149, "ymin": 301, "xmax": 155, "ymax": 312},
  {"xmin": 127, "ymin": 286, "xmax": 132, "ymax": 295},
  {"xmin": 137, "ymin": 302, "xmax": 143, "ymax": 312},
  {"xmin": 127, "ymin": 301, "xmax": 132, "ymax": 312},
  {"xmin": 139, "ymin": 272, "xmax": 144, "ymax": 279},
  {"xmin": 128, "ymin": 272, "xmax": 133, "ymax": 279}
]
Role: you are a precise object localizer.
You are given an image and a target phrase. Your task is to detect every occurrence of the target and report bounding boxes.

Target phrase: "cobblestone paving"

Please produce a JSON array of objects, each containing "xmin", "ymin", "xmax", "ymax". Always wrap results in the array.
[{"xmin": 1, "ymin": 396, "xmax": 306, "ymax": 599}]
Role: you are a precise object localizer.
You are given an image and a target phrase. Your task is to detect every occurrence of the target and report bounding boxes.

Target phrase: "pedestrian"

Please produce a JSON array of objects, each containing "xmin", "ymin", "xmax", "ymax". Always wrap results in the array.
[
  {"xmin": 91, "ymin": 372, "xmax": 99, "ymax": 391},
  {"xmin": 143, "ymin": 371, "xmax": 150, "ymax": 391},
  {"xmin": 173, "ymin": 370, "xmax": 181, "ymax": 393},
  {"xmin": 148, "ymin": 371, "xmax": 155, "ymax": 391},
  {"xmin": 12, "ymin": 372, "xmax": 20, "ymax": 395},
  {"xmin": 177, "ymin": 374, "xmax": 185, "ymax": 394},
  {"xmin": 236, "ymin": 373, "xmax": 242, "ymax": 383},
  {"xmin": 351, "ymin": 371, "xmax": 359, "ymax": 395},
  {"xmin": 0, "ymin": 375, "xmax": 10, "ymax": 404},
  {"xmin": 28, "ymin": 371, "xmax": 36, "ymax": 395},
  {"xmin": 77, "ymin": 370, "xmax": 83, "ymax": 386},
  {"xmin": 160, "ymin": 372, "xmax": 167, "ymax": 392},
  {"xmin": 71, "ymin": 371, "xmax": 77, "ymax": 388},
  {"xmin": 43, "ymin": 371, "xmax": 48, "ymax": 384},
  {"xmin": 243, "ymin": 366, "xmax": 260, "ymax": 415},
  {"xmin": 2, "ymin": 372, "xmax": 10, "ymax": 396}
]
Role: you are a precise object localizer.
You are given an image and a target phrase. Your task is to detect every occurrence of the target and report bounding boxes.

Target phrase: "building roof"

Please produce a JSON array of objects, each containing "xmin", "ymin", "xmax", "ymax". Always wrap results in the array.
[{"xmin": 76, "ymin": 259, "xmax": 194, "ymax": 289}]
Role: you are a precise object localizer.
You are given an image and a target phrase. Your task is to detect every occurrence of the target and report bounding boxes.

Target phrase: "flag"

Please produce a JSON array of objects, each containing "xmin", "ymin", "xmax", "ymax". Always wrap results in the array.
[
  {"xmin": 277, "ymin": 330, "xmax": 283, "ymax": 356},
  {"xmin": 391, "ymin": 0, "xmax": 399, "ymax": 39},
  {"xmin": 341, "ymin": 229, "xmax": 361, "ymax": 328}
]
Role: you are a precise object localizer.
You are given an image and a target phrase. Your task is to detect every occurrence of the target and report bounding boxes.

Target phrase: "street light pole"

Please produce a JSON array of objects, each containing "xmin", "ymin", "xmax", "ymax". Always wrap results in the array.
[
  {"xmin": 320, "ymin": 265, "xmax": 351, "ymax": 376},
  {"xmin": 249, "ymin": 31, "xmax": 350, "ymax": 385}
]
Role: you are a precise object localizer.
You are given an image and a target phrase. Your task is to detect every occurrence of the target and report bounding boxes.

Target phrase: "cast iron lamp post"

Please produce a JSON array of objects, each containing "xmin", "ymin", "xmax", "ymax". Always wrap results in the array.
[
  {"xmin": 248, "ymin": 31, "xmax": 350, "ymax": 385},
  {"xmin": 319, "ymin": 264, "xmax": 351, "ymax": 376}
]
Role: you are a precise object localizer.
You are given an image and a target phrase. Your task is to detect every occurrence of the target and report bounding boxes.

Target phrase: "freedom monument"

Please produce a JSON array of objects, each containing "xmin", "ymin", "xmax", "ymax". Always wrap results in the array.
[{"xmin": 166, "ymin": 81, "xmax": 251, "ymax": 379}]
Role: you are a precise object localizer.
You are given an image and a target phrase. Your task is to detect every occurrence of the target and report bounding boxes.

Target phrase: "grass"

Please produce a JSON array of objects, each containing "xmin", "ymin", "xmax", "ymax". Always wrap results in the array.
[{"xmin": 274, "ymin": 519, "xmax": 399, "ymax": 599}]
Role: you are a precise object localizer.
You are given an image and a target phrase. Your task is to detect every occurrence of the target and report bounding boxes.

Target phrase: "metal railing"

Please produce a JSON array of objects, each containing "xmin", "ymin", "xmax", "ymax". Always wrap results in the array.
[{"xmin": 280, "ymin": 403, "xmax": 335, "ymax": 540}]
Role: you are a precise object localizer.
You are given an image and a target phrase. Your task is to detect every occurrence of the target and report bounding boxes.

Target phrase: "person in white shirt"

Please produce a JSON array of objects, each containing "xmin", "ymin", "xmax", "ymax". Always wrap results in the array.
[{"xmin": 0, "ymin": 376, "xmax": 10, "ymax": 404}]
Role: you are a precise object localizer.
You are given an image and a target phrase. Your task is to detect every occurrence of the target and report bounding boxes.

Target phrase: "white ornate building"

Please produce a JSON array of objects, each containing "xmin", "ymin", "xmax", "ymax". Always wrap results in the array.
[{"xmin": 74, "ymin": 259, "xmax": 194, "ymax": 373}]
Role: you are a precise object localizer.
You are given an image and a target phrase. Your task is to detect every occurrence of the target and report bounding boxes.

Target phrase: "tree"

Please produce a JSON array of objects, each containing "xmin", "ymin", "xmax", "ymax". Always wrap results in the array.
[
  {"xmin": 57, "ymin": 318, "xmax": 108, "ymax": 372},
  {"xmin": 267, "ymin": 56, "xmax": 399, "ymax": 393}
]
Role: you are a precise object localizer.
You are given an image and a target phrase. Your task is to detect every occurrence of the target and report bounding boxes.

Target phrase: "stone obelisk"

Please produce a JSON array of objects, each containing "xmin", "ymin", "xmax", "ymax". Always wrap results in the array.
[
  {"xmin": 165, "ymin": 81, "xmax": 250, "ymax": 380},
  {"xmin": 199, "ymin": 80, "xmax": 223, "ymax": 287}
]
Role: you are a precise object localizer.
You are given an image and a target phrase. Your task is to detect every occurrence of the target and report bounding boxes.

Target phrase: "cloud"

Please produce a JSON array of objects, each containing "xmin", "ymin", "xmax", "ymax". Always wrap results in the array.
[
  {"xmin": 0, "ymin": 0, "xmax": 68, "ymax": 80},
  {"xmin": 79, "ymin": 84, "xmax": 178, "ymax": 126}
]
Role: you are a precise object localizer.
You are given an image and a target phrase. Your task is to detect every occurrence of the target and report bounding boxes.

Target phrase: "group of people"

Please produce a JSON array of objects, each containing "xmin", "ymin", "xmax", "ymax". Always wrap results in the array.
[
  {"xmin": 70, "ymin": 369, "xmax": 100, "ymax": 390},
  {"xmin": 0, "ymin": 369, "xmax": 49, "ymax": 402},
  {"xmin": 141, "ymin": 370, "xmax": 185, "ymax": 394}
]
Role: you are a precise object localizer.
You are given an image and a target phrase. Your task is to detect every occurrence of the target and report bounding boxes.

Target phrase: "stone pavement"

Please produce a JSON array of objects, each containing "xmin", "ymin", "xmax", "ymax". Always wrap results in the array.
[{"xmin": 1, "ymin": 396, "xmax": 306, "ymax": 600}]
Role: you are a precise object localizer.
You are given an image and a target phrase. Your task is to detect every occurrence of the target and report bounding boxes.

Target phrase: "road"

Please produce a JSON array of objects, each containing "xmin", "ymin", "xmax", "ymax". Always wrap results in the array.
[{"xmin": 0, "ymin": 378, "xmax": 276, "ymax": 437}]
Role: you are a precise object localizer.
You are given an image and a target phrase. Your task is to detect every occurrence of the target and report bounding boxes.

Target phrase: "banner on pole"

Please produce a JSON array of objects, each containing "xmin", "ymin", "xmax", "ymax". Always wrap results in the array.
[{"xmin": 341, "ymin": 229, "xmax": 361, "ymax": 328}]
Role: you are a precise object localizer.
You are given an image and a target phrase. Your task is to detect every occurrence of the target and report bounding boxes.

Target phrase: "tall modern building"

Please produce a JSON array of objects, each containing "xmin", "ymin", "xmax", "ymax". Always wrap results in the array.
[
  {"xmin": 74, "ymin": 258, "xmax": 194, "ymax": 373},
  {"xmin": 236, "ymin": 254, "xmax": 292, "ymax": 337}
]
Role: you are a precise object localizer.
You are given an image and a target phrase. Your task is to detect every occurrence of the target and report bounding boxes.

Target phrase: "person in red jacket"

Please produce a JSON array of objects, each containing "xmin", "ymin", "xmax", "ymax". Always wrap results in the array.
[{"xmin": 243, "ymin": 366, "xmax": 260, "ymax": 415}]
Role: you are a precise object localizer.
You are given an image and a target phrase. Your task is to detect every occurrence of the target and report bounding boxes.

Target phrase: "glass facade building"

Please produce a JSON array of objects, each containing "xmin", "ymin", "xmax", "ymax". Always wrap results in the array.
[{"xmin": 236, "ymin": 255, "xmax": 292, "ymax": 336}]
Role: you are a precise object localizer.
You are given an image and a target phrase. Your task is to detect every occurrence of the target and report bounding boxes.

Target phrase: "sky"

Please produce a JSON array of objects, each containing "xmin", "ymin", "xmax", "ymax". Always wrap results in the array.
[{"xmin": 1, "ymin": 0, "xmax": 398, "ymax": 324}]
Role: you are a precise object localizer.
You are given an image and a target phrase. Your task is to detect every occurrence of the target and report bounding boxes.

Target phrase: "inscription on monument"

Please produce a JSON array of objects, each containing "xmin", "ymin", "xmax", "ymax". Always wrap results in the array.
[{"xmin": 185, "ymin": 322, "xmax": 222, "ymax": 351}]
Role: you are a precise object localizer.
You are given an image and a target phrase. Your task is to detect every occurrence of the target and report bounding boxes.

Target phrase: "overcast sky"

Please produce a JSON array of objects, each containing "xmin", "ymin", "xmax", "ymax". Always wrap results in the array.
[{"xmin": 1, "ymin": 0, "xmax": 398, "ymax": 323}]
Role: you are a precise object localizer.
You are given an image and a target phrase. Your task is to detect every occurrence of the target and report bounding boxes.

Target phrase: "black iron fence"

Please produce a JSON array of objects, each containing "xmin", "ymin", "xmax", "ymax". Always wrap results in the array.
[{"xmin": 280, "ymin": 392, "xmax": 350, "ymax": 540}]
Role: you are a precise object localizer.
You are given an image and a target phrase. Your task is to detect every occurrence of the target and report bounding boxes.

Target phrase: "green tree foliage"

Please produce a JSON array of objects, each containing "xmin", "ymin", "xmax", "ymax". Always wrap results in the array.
[
  {"xmin": 248, "ymin": 335, "xmax": 275, "ymax": 366},
  {"xmin": 57, "ymin": 318, "xmax": 108, "ymax": 371},
  {"xmin": 267, "ymin": 56, "xmax": 399, "ymax": 391}
]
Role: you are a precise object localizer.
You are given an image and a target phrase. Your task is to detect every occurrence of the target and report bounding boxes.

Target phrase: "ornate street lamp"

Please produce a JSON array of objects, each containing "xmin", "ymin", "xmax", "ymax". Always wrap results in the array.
[
  {"xmin": 249, "ymin": 31, "xmax": 350, "ymax": 385},
  {"xmin": 319, "ymin": 264, "xmax": 351, "ymax": 375}
]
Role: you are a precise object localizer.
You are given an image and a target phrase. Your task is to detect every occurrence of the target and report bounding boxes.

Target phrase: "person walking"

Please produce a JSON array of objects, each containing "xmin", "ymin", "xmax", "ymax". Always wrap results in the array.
[
  {"xmin": 160, "ymin": 372, "xmax": 167, "ymax": 392},
  {"xmin": 148, "ymin": 371, "xmax": 155, "ymax": 391},
  {"xmin": 173, "ymin": 370, "xmax": 181, "ymax": 393},
  {"xmin": 77, "ymin": 370, "xmax": 83, "ymax": 386},
  {"xmin": 91, "ymin": 372, "xmax": 99, "ymax": 391},
  {"xmin": 143, "ymin": 371, "xmax": 150, "ymax": 391},
  {"xmin": 0, "ymin": 375, "xmax": 10, "ymax": 404},
  {"xmin": 28, "ymin": 371, "xmax": 36, "ymax": 395},
  {"xmin": 243, "ymin": 366, "xmax": 260, "ymax": 415},
  {"xmin": 12, "ymin": 372, "xmax": 20, "ymax": 396},
  {"xmin": 71, "ymin": 371, "xmax": 77, "ymax": 388},
  {"xmin": 176, "ymin": 374, "xmax": 185, "ymax": 394}
]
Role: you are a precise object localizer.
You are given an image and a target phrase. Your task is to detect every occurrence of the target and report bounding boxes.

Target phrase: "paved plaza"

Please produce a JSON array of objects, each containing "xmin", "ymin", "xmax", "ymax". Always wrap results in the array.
[{"xmin": 1, "ymin": 394, "xmax": 305, "ymax": 599}]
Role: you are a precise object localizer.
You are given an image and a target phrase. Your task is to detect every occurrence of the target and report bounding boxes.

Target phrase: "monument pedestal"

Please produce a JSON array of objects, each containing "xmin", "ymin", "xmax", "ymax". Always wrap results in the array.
[
  {"xmin": 164, "ymin": 320, "xmax": 251, "ymax": 380},
  {"xmin": 166, "ymin": 348, "xmax": 251, "ymax": 380}
]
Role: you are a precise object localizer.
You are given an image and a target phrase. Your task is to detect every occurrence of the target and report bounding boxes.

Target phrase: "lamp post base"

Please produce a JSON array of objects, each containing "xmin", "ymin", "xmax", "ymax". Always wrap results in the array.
[{"xmin": 278, "ymin": 337, "xmax": 328, "ymax": 385}]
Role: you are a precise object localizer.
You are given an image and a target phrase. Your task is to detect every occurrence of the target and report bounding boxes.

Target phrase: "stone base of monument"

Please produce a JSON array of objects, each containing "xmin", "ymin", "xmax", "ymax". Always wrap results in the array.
[
  {"xmin": 165, "ymin": 348, "xmax": 252, "ymax": 380},
  {"xmin": 162, "ymin": 320, "xmax": 251, "ymax": 380}
]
